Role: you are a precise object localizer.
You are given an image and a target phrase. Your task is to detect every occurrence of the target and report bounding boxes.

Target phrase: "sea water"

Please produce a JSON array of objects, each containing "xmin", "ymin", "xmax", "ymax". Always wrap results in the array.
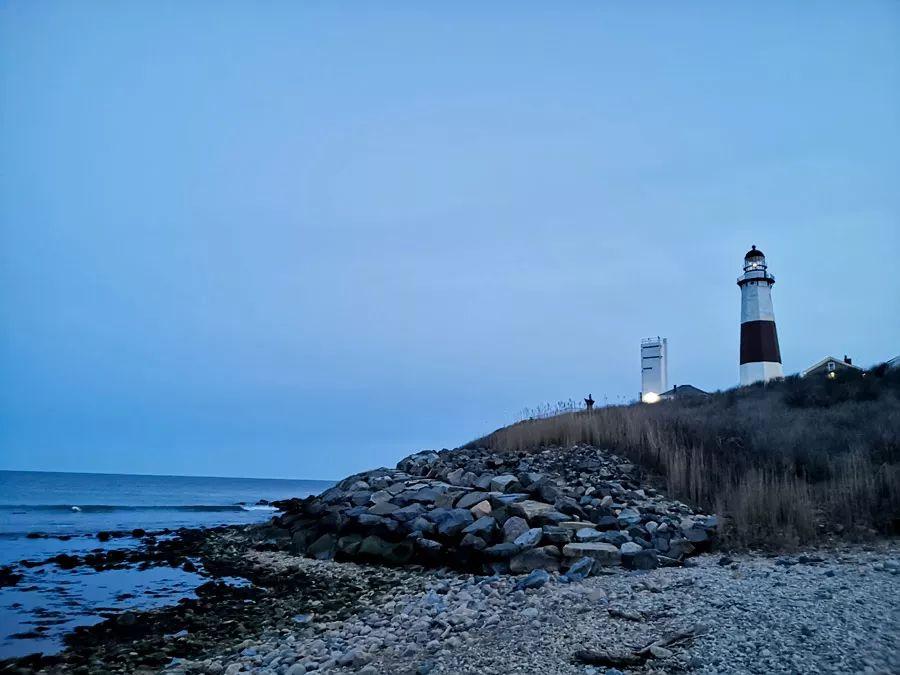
[{"xmin": 0, "ymin": 470, "xmax": 332, "ymax": 659}]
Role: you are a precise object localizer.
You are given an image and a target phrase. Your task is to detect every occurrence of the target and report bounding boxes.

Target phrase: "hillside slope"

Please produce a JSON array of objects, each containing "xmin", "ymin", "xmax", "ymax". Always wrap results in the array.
[{"xmin": 470, "ymin": 364, "xmax": 900, "ymax": 547}]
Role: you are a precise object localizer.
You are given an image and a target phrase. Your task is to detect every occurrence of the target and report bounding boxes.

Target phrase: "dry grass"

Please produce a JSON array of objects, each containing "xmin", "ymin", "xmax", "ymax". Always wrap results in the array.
[{"xmin": 468, "ymin": 365, "xmax": 900, "ymax": 548}]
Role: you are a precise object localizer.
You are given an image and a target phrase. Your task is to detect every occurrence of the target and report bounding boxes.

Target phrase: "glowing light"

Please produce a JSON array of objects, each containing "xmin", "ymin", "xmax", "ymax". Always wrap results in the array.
[
  {"xmin": 642, "ymin": 392, "xmax": 661, "ymax": 404},
  {"xmin": 827, "ymin": 371, "xmax": 836, "ymax": 380}
]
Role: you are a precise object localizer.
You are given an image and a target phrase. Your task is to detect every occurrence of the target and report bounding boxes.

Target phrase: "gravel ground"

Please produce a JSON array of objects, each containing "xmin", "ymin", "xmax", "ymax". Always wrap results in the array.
[{"xmin": 165, "ymin": 542, "xmax": 900, "ymax": 675}]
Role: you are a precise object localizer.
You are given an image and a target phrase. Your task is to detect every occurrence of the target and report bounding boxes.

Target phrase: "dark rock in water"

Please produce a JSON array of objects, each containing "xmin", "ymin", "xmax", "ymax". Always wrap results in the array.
[
  {"xmin": 97, "ymin": 531, "xmax": 112, "ymax": 542},
  {"xmin": 131, "ymin": 528, "xmax": 146, "ymax": 538},
  {"xmin": 26, "ymin": 532, "xmax": 47, "ymax": 539},
  {"xmin": 510, "ymin": 545, "xmax": 561, "ymax": 573},
  {"xmin": 182, "ymin": 560, "xmax": 198, "ymax": 573},
  {"xmin": 515, "ymin": 568, "xmax": 550, "ymax": 590},
  {"xmin": 0, "ymin": 565, "xmax": 23, "ymax": 587}
]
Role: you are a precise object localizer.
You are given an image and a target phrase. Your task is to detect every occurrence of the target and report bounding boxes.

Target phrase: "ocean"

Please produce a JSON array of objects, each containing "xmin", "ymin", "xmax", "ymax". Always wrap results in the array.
[{"xmin": 0, "ymin": 470, "xmax": 333, "ymax": 659}]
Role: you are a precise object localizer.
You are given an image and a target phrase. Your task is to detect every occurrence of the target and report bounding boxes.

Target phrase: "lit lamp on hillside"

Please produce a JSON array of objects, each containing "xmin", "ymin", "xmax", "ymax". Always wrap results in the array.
[{"xmin": 642, "ymin": 391, "xmax": 661, "ymax": 404}]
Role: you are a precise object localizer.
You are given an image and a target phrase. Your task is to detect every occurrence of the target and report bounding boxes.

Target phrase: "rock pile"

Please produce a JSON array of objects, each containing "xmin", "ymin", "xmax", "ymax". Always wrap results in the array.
[{"xmin": 273, "ymin": 445, "xmax": 717, "ymax": 576}]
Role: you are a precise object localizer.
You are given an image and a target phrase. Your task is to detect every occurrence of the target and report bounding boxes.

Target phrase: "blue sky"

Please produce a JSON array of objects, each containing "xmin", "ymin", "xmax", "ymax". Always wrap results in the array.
[{"xmin": 1, "ymin": 2, "xmax": 898, "ymax": 479}]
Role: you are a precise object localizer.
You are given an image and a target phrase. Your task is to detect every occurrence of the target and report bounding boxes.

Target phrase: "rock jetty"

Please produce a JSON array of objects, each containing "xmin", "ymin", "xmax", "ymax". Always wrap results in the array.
[{"xmin": 272, "ymin": 445, "xmax": 717, "ymax": 576}]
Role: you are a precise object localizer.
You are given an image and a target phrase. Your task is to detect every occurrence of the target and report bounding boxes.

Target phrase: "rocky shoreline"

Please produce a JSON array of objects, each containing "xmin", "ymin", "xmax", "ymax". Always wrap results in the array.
[
  {"xmin": 2, "ymin": 444, "xmax": 898, "ymax": 674},
  {"xmin": 273, "ymin": 445, "xmax": 717, "ymax": 575}
]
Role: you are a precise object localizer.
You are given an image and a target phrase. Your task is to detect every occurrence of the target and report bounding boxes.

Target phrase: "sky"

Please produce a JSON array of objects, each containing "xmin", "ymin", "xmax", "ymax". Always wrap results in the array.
[{"xmin": 1, "ymin": 2, "xmax": 898, "ymax": 479}]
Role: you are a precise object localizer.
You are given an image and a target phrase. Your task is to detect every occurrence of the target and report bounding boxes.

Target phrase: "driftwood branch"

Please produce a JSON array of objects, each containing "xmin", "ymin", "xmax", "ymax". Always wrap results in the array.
[{"xmin": 574, "ymin": 623, "xmax": 706, "ymax": 666}]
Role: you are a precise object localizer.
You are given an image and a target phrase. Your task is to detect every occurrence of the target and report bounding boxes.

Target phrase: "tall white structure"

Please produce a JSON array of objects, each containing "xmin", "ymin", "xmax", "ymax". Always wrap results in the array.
[
  {"xmin": 641, "ymin": 337, "xmax": 668, "ymax": 403},
  {"xmin": 738, "ymin": 245, "xmax": 783, "ymax": 385}
]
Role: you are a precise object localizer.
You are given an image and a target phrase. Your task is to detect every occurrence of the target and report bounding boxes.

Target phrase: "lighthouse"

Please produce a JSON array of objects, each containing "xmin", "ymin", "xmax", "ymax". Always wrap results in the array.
[{"xmin": 738, "ymin": 245, "xmax": 783, "ymax": 386}]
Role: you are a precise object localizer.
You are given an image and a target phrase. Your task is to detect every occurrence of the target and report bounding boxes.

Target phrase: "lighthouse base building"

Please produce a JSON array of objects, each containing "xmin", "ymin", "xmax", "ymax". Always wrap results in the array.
[{"xmin": 738, "ymin": 246, "xmax": 783, "ymax": 386}]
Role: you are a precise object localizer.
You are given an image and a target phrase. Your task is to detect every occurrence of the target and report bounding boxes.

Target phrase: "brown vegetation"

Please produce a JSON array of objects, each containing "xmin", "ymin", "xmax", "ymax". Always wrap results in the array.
[{"xmin": 468, "ymin": 365, "xmax": 900, "ymax": 548}]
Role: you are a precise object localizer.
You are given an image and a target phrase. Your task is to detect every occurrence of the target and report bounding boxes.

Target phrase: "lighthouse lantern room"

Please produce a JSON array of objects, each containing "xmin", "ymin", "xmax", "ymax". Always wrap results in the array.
[{"xmin": 738, "ymin": 245, "xmax": 783, "ymax": 386}]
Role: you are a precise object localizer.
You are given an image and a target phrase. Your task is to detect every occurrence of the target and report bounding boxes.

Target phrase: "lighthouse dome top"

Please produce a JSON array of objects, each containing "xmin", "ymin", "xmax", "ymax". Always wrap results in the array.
[{"xmin": 745, "ymin": 245, "xmax": 765, "ymax": 259}]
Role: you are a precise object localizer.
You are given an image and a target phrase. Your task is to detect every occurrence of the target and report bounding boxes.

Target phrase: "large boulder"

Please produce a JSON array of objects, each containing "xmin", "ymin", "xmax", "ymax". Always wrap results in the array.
[
  {"xmin": 562, "ymin": 542, "xmax": 621, "ymax": 566},
  {"xmin": 308, "ymin": 533, "xmax": 336, "ymax": 560},
  {"xmin": 502, "ymin": 516, "xmax": 530, "ymax": 542},
  {"xmin": 358, "ymin": 536, "xmax": 413, "ymax": 564},
  {"xmin": 490, "ymin": 475, "xmax": 522, "ymax": 493},
  {"xmin": 622, "ymin": 548, "xmax": 659, "ymax": 570},
  {"xmin": 429, "ymin": 508, "xmax": 475, "ymax": 538},
  {"xmin": 508, "ymin": 500, "xmax": 556, "ymax": 521},
  {"xmin": 510, "ymin": 546, "xmax": 561, "ymax": 573},
  {"xmin": 483, "ymin": 542, "xmax": 520, "ymax": 560},
  {"xmin": 455, "ymin": 492, "xmax": 490, "ymax": 510},
  {"xmin": 462, "ymin": 516, "xmax": 497, "ymax": 538}
]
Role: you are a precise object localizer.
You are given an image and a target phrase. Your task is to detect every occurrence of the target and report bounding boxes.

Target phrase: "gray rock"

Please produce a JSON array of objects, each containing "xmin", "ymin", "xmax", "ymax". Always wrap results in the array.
[
  {"xmin": 358, "ymin": 535, "xmax": 413, "ymax": 563},
  {"xmin": 510, "ymin": 545, "xmax": 561, "ymax": 573},
  {"xmin": 455, "ymin": 491, "xmax": 490, "ymax": 510},
  {"xmin": 513, "ymin": 527, "xmax": 543, "ymax": 549},
  {"xmin": 623, "ymin": 548, "xmax": 659, "ymax": 570},
  {"xmin": 446, "ymin": 467, "xmax": 466, "ymax": 486},
  {"xmin": 541, "ymin": 525, "xmax": 571, "ymax": 545},
  {"xmin": 431, "ymin": 508, "xmax": 474, "ymax": 538},
  {"xmin": 459, "ymin": 533, "xmax": 487, "ymax": 550},
  {"xmin": 562, "ymin": 556, "xmax": 594, "ymax": 582},
  {"xmin": 462, "ymin": 515, "xmax": 496, "ymax": 537},
  {"xmin": 367, "ymin": 501, "xmax": 400, "ymax": 516},
  {"xmin": 490, "ymin": 475, "xmax": 522, "ymax": 493},
  {"xmin": 617, "ymin": 508, "xmax": 642, "ymax": 527},
  {"xmin": 502, "ymin": 516, "xmax": 530, "ymax": 542},
  {"xmin": 307, "ymin": 533, "xmax": 336, "ymax": 560},
  {"xmin": 514, "ymin": 568, "xmax": 550, "ymax": 590},
  {"xmin": 575, "ymin": 527, "xmax": 604, "ymax": 542},
  {"xmin": 562, "ymin": 542, "xmax": 621, "ymax": 566},
  {"xmin": 620, "ymin": 541, "xmax": 642, "ymax": 555},
  {"xmin": 483, "ymin": 542, "xmax": 520, "ymax": 560},
  {"xmin": 469, "ymin": 500, "xmax": 492, "ymax": 519}
]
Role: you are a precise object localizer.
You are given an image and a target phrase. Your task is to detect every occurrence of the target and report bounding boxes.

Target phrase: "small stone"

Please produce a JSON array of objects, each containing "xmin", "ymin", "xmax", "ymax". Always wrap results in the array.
[{"xmin": 515, "ymin": 568, "xmax": 550, "ymax": 590}]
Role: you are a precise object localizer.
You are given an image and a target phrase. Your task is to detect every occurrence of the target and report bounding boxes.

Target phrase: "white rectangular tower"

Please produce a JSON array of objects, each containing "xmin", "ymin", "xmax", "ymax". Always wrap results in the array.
[{"xmin": 641, "ymin": 337, "xmax": 668, "ymax": 403}]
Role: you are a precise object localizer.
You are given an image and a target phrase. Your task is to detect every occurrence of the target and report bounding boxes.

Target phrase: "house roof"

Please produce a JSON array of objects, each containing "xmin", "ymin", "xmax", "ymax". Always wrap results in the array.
[
  {"xmin": 660, "ymin": 384, "xmax": 709, "ymax": 397},
  {"xmin": 801, "ymin": 356, "xmax": 864, "ymax": 377}
]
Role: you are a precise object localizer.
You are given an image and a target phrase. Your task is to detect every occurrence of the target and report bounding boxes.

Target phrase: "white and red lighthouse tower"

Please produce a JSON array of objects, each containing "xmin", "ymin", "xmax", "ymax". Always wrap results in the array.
[{"xmin": 738, "ymin": 245, "xmax": 783, "ymax": 386}]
